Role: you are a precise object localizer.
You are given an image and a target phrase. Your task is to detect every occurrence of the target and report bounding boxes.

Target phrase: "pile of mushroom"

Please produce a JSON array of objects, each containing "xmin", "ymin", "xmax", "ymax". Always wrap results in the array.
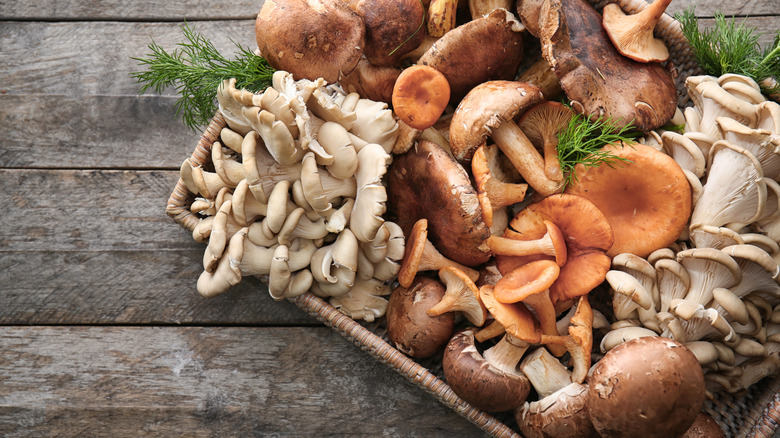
[
  {"xmin": 601, "ymin": 73, "xmax": 780, "ymax": 395},
  {"xmin": 172, "ymin": 0, "xmax": 780, "ymax": 434},
  {"xmin": 181, "ymin": 70, "xmax": 406, "ymax": 322}
]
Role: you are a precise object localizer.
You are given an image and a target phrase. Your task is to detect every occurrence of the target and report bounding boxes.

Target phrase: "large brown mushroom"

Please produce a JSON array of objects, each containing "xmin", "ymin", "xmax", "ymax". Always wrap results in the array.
[
  {"xmin": 387, "ymin": 140, "xmax": 492, "ymax": 267},
  {"xmin": 516, "ymin": 0, "xmax": 677, "ymax": 131},
  {"xmin": 417, "ymin": 8, "xmax": 525, "ymax": 103},
  {"xmin": 587, "ymin": 336, "xmax": 706, "ymax": 438},
  {"xmin": 351, "ymin": 0, "xmax": 426, "ymax": 67},
  {"xmin": 255, "ymin": 0, "xmax": 365, "ymax": 83}
]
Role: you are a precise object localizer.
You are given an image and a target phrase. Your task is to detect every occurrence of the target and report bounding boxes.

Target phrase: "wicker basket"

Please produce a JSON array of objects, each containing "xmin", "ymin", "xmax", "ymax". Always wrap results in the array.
[{"xmin": 165, "ymin": 0, "xmax": 780, "ymax": 436}]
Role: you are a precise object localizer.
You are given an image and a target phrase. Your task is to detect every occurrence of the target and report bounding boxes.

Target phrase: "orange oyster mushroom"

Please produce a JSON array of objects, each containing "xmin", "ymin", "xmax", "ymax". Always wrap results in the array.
[
  {"xmin": 472, "ymin": 143, "xmax": 529, "ymax": 228},
  {"xmin": 398, "ymin": 218, "xmax": 480, "ymax": 288},
  {"xmin": 495, "ymin": 193, "xmax": 614, "ymax": 308},
  {"xmin": 495, "ymin": 259, "xmax": 567, "ymax": 356},
  {"xmin": 488, "ymin": 220, "xmax": 567, "ymax": 266},
  {"xmin": 566, "ymin": 142, "xmax": 691, "ymax": 259},
  {"xmin": 517, "ymin": 101, "xmax": 574, "ymax": 182}
]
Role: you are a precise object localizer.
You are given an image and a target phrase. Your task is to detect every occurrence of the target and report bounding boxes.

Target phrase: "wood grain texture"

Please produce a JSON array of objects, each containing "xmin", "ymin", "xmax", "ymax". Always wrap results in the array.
[
  {"xmin": 0, "ymin": 326, "xmax": 487, "ymax": 437},
  {"xmin": 0, "ymin": 0, "xmax": 261, "ymax": 20}
]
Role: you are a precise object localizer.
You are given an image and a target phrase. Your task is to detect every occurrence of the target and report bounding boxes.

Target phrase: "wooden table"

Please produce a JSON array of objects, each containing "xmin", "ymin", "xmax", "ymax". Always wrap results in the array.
[{"xmin": 2, "ymin": 1, "xmax": 779, "ymax": 436}]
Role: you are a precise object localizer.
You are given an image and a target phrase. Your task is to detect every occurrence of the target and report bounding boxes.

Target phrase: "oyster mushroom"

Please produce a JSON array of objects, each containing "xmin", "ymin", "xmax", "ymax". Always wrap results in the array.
[
  {"xmin": 427, "ymin": 266, "xmax": 487, "ymax": 327},
  {"xmin": 386, "ymin": 275, "xmax": 455, "ymax": 358},
  {"xmin": 471, "ymin": 143, "xmax": 528, "ymax": 230}
]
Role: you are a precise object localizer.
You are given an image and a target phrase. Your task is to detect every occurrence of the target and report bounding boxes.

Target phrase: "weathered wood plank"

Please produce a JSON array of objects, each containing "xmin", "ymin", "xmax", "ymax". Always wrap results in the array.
[
  {"xmin": 0, "ymin": 95, "xmax": 201, "ymax": 169},
  {"xmin": 0, "ymin": 21, "xmax": 255, "ymax": 96},
  {"xmin": 1, "ymin": 0, "xmax": 776, "ymax": 21},
  {"xmin": 2, "ymin": 17, "xmax": 779, "ymax": 98},
  {"xmin": 0, "ymin": 326, "xmax": 488, "ymax": 437},
  {"xmin": 2, "ymin": 169, "xmax": 198, "ymax": 251},
  {"xmin": 0, "ymin": 249, "xmax": 317, "ymax": 325},
  {"xmin": 0, "ymin": 0, "xmax": 260, "ymax": 20}
]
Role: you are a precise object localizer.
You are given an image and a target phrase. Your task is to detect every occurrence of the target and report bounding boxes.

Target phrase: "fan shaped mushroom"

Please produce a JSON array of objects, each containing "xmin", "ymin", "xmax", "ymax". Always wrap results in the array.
[{"xmin": 602, "ymin": 0, "xmax": 672, "ymax": 63}]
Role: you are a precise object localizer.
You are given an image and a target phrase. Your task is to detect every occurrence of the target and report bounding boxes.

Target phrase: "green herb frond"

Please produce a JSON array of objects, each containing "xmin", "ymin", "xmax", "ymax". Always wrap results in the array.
[
  {"xmin": 676, "ymin": 8, "xmax": 780, "ymax": 95},
  {"xmin": 131, "ymin": 22, "xmax": 276, "ymax": 130},
  {"xmin": 556, "ymin": 111, "xmax": 638, "ymax": 190}
]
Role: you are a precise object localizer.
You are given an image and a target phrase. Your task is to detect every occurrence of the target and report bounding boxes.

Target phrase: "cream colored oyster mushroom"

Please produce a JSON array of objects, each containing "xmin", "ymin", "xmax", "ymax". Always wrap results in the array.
[
  {"xmin": 350, "ymin": 143, "xmax": 391, "ymax": 243},
  {"xmin": 348, "ymin": 99, "xmax": 398, "ymax": 153},
  {"xmin": 329, "ymin": 277, "xmax": 392, "ymax": 322},
  {"xmin": 691, "ymin": 79, "xmax": 758, "ymax": 142},
  {"xmin": 197, "ymin": 227, "xmax": 247, "ymax": 298},
  {"xmin": 317, "ymin": 121, "xmax": 358, "ymax": 179}
]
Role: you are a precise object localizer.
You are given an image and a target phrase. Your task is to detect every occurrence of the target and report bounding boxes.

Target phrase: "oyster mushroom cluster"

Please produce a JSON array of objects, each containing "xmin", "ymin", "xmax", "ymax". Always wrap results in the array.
[
  {"xmin": 603, "ymin": 73, "xmax": 780, "ymax": 394},
  {"xmin": 181, "ymin": 70, "xmax": 405, "ymax": 322}
]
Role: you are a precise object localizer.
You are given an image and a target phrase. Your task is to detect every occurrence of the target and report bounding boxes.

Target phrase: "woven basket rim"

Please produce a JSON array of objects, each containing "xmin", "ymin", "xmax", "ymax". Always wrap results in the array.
[{"xmin": 164, "ymin": 0, "xmax": 779, "ymax": 436}]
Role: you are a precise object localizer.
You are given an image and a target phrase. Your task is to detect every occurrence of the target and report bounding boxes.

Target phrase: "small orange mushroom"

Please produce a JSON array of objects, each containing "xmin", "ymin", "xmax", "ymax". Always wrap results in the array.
[
  {"xmin": 398, "ymin": 218, "xmax": 480, "ymax": 288},
  {"xmin": 392, "ymin": 65, "xmax": 451, "ymax": 130},
  {"xmin": 427, "ymin": 266, "xmax": 487, "ymax": 326},
  {"xmin": 540, "ymin": 295, "xmax": 594, "ymax": 383},
  {"xmin": 487, "ymin": 220, "xmax": 567, "ymax": 266},
  {"xmin": 494, "ymin": 259, "xmax": 566, "ymax": 356},
  {"xmin": 495, "ymin": 194, "xmax": 614, "ymax": 308},
  {"xmin": 472, "ymin": 143, "xmax": 529, "ymax": 228}
]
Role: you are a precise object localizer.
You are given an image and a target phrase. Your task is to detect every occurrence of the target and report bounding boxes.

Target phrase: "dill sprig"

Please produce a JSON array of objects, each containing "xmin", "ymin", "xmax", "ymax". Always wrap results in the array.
[
  {"xmin": 676, "ymin": 8, "xmax": 780, "ymax": 95},
  {"xmin": 557, "ymin": 113, "xmax": 637, "ymax": 190},
  {"xmin": 131, "ymin": 22, "xmax": 276, "ymax": 130}
]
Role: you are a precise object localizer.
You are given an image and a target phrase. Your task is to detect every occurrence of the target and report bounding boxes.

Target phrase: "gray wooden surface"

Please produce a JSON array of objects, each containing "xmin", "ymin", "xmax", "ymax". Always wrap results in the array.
[{"xmin": 1, "ymin": 1, "xmax": 778, "ymax": 436}]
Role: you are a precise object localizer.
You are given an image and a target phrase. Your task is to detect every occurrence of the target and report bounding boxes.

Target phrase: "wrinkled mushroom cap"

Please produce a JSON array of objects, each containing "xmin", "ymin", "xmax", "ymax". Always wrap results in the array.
[
  {"xmin": 255, "ymin": 0, "xmax": 365, "ymax": 83},
  {"xmin": 354, "ymin": 0, "xmax": 426, "ymax": 66},
  {"xmin": 387, "ymin": 140, "xmax": 492, "ymax": 266},
  {"xmin": 588, "ymin": 336, "xmax": 706, "ymax": 438},
  {"xmin": 566, "ymin": 143, "xmax": 691, "ymax": 258}
]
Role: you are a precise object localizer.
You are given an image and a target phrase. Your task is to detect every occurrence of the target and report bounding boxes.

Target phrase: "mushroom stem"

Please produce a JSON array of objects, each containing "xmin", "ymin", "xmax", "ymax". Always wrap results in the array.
[
  {"xmin": 487, "ymin": 220, "xmax": 567, "ymax": 266},
  {"xmin": 491, "ymin": 120, "xmax": 564, "ymax": 196},
  {"xmin": 632, "ymin": 0, "xmax": 673, "ymax": 32},
  {"xmin": 519, "ymin": 347, "xmax": 573, "ymax": 398},
  {"xmin": 483, "ymin": 333, "xmax": 532, "ymax": 375},
  {"xmin": 517, "ymin": 59, "xmax": 563, "ymax": 100}
]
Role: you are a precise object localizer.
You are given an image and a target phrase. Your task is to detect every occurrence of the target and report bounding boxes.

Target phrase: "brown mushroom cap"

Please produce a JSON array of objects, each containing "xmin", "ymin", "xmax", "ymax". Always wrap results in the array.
[
  {"xmin": 495, "ymin": 193, "xmax": 613, "ymax": 306},
  {"xmin": 338, "ymin": 56, "xmax": 400, "ymax": 104},
  {"xmin": 354, "ymin": 0, "xmax": 426, "ymax": 67},
  {"xmin": 417, "ymin": 8, "xmax": 525, "ymax": 103},
  {"xmin": 516, "ymin": 382, "xmax": 599, "ymax": 438},
  {"xmin": 588, "ymin": 336, "xmax": 706, "ymax": 438},
  {"xmin": 516, "ymin": 0, "xmax": 677, "ymax": 131},
  {"xmin": 255, "ymin": 0, "xmax": 365, "ymax": 83},
  {"xmin": 387, "ymin": 140, "xmax": 492, "ymax": 267},
  {"xmin": 681, "ymin": 412, "xmax": 725, "ymax": 438},
  {"xmin": 385, "ymin": 275, "xmax": 455, "ymax": 358},
  {"xmin": 449, "ymin": 80, "xmax": 545, "ymax": 162},
  {"xmin": 442, "ymin": 328, "xmax": 531, "ymax": 412},
  {"xmin": 565, "ymin": 142, "xmax": 691, "ymax": 258},
  {"xmin": 517, "ymin": 101, "xmax": 574, "ymax": 182}
]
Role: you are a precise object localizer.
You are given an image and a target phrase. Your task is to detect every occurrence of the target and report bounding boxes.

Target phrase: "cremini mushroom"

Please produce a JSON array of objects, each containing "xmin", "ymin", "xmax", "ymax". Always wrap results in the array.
[
  {"xmin": 587, "ymin": 337, "xmax": 706, "ymax": 438},
  {"xmin": 386, "ymin": 275, "xmax": 455, "ymax": 358},
  {"xmin": 350, "ymin": 0, "xmax": 425, "ymax": 66},
  {"xmin": 515, "ymin": 346, "xmax": 598, "ymax": 438},
  {"xmin": 442, "ymin": 327, "xmax": 532, "ymax": 412}
]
